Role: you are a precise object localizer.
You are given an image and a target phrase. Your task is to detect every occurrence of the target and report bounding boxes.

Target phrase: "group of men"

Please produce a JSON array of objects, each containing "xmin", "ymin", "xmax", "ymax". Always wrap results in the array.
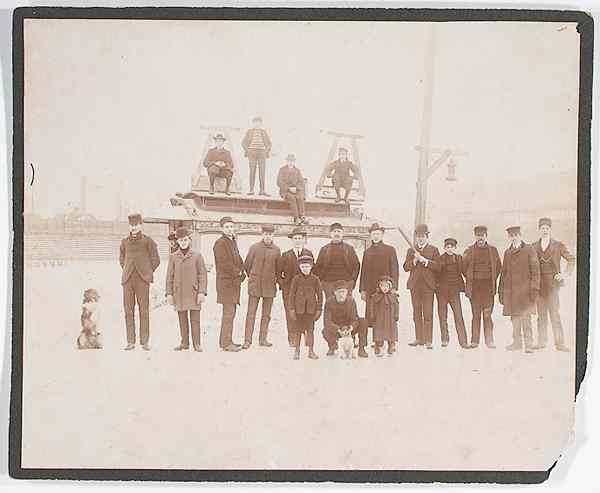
[
  {"xmin": 202, "ymin": 116, "xmax": 362, "ymax": 225},
  {"xmin": 121, "ymin": 212, "xmax": 575, "ymax": 356}
]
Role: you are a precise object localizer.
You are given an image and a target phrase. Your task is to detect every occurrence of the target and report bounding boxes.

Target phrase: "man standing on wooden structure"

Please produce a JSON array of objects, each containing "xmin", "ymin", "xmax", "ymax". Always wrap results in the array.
[
  {"xmin": 213, "ymin": 216, "xmax": 245, "ymax": 352},
  {"xmin": 277, "ymin": 153, "xmax": 307, "ymax": 225},
  {"xmin": 242, "ymin": 224, "xmax": 281, "ymax": 349},
  {"xmin": 242, "ymin": 116, "xmax": 272, "ymax": 196},
  {"xmin": 203, "ymin": 133, "xmax": 234, "ymax": 196}
]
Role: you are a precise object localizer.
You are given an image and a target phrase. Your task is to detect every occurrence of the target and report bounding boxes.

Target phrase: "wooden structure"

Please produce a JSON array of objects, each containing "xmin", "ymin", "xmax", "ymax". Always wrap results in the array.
[{"xmin": 315, "ymin": 130, "xmax": 367, "ymax": 202}]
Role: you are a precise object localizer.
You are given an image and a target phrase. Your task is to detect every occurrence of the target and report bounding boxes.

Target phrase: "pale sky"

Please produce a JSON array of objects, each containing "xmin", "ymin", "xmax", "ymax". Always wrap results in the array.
[{"xmin": 24, "ymin": 19, "xmax": 580, "ymax": 220}]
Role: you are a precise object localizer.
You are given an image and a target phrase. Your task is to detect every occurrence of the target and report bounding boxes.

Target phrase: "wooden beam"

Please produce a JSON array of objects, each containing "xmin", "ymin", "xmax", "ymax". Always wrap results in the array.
[
  {"xmin": 415, "ymin": 145, "xmax": 468, "ymax": 157},
  {"xmin": 425, "ymin": 149, "xmax": 452, "ymax": 180},
  {"xmin": 322, "ymin": 130, "xmax": 365, "ymax": 139}
]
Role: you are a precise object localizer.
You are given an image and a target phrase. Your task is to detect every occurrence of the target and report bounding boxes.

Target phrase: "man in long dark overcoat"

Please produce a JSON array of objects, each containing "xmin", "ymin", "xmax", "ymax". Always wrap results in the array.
[
  {"xmin": 531, "ymin": 217, "xmax": 576, "ymax": 351},
  {"xmin": 403, "ymin": 223, "xmax": 441, "ymax": 349},
  {"xmin": 462, "ymin": 225, "xmax": 502, "ymax": 348},
  {"xmin": 242, "ymin": 224, "xmax": 281, "ymax": 349},
  {"xmin": 499, "ymin": 226, "xmax": 541, "ymax": 354},
  {"xmin": 119, "ymin": 213, "xmax": 160, "ymax": 351},
  {"xmin": 213, "ymin": 216, "xmax": 245, "ymax": 352},
  {"xmin": 277, "ymin": 227, "xmax": 314, "ymax": 347}
]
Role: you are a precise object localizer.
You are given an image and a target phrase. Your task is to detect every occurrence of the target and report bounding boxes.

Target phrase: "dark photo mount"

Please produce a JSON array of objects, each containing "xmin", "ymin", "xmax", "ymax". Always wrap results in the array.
[{"xmin": 8, "ymin": 6, "xmax": 592, "ymax": 484}]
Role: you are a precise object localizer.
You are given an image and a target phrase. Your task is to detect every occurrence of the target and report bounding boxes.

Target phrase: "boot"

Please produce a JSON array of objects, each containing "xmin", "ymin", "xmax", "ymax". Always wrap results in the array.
[
  {"xmin": 326, "ymin": 347, "xmax": 336, "ymax": 356},
  {"xmin": 556, "ymin": 344, "xmax": 570, "ymax": 352},
  {"xmin": 241, "ymin": 342, "xmax": 251, "ymax": 350},
  {"xmin": 193, "ymin": 345, "xmax": 203, "ymax": 352},
  {"xmin": 358, "ymin": 347, "xmax": 368, "ymax": 358},
  {"xmin": 388, "ymin": 342, "xmax": 396, "ymax": 355},
  {"xmin": 308, "ymin": 349, "xmax": 319, "ymax": 360},
  {"xmin": 173, "ymin": 344, "xmax": 189, "ymax": 351},
  {"xmin": 505, "ymin": 342, "xmax": 522, "ymax": 351},
  {"xmin": 408, "ymin": 340, "xmax": 420, "ymax": 347},
  {"xmin": 374, "ymin": 345, "xmax": 382, "ymax": 357},
  {"xmin": 123, "ymin": 343, "xmax": 135, "ymax": 351},
  {"xmin": 259, "ymin": 340, "xmax": 273, "ymax": 347},
  {"xmin": 293, "ymin": 348, "xmax": 300, "ymax": 360}
]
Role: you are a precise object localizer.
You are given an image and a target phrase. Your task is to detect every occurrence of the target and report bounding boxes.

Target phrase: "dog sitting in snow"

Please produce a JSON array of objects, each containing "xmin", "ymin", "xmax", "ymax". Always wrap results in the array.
[
  {"xmin": 338, "ymin": 326, "xmax": 355, "ymax": 360},
  {"xmin": 77, "ymin": 288, "xmax": 103, "ymax": 349}
]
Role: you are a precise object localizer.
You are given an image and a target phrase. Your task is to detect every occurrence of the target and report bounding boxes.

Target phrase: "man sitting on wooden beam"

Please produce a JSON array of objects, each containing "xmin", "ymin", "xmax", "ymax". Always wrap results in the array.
[
  {"xmin": 277, "ymin": 153, "xmax": 308, "ymax": 225},
  {"xmin": 327, "ymin": 147, "xmax": 360, "ymax": 203},
  {"xmin": 203, "ymin": 133, "xmax": 234, "ymax": 196}
]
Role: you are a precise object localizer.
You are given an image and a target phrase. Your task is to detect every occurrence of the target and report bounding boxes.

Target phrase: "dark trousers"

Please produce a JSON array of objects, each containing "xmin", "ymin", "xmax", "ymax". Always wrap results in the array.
[
  {"xmin": 333, "ymin": 176, "xmax": 353, "ymax": 199},
  {"xmin": 322, "ymin": 318, "xmax": 367, "ymax": 350},
  {"xmin": 409, "ymin": 283, "xmax": 435, "ymax": 345},
  {"xmin": 282, "ymin": 287, "xmax": 295, "ymax": 345},
  {"xmin": 436, "ymin": 291, "xmax": 468, "ymax": 347},
  {"xmin": 219, "ymin": 303, "xmax": 237, "ymax": 348},
  {"xmin": 511, "ymin": 314, "xmax": 533, "ymax": 349},
  {"xmin": 536, "ymin": 282, "xmax": 564, "ymax": 347},
  {"xmin": 244, "ymin": 296, "xmax": 274, "ymax": 344},
  {"xmin": 207, "ymin": 165, "xmax": 233, "ymax": 190},
  {"xmin": 248, "ymin": 151, "xmax": 266, "ymax": 193},
  {"xmin": 294, "ymin": 313, "xmax": 315, "ymax": 348},
  {"xmin": 177, "ymin": 310, "xmax": 201, "ymax": 348},
  {"xmin": 470, "ymin": 278, "xmax": 495, "ymax": 346},
  {"xmin": 283, "ymin": 191, "xmax": 305, "ymax": 219},
  {"xmin": 123, "ymin": 270, "xmax": 150, "ymax": 345}
]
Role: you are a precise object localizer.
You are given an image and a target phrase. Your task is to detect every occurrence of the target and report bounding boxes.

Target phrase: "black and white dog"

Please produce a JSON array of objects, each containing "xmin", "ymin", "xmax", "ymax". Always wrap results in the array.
[{"xmin": 77, "ymin": 288, "xmax": 103, "ymax": 349}]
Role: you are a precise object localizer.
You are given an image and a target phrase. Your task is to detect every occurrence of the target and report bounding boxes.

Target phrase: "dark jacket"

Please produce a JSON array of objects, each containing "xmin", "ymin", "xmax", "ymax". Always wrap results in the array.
[
  {"xmin": 203, "ymin": 147, "xmax": 234, "ymax": 170},
  {"xmin": 288, "ymin": 272, "xmax": 323, "ymax": 316},
  {"xmin": 277, "ymin": 248, "xmax": 314, "ymax": 292},
  {"xmin": 359, "ymin": 241, "xmax": 399, "ymax": 294},
  {"xmin": 436, "ymin": 253, "xmax": 466, "ymax": 296},
  {"xmin": 323, "ymin": 296, "xmax": 359, "ymax": 331},
  {"xmin": 244, "ymin": 240, "xmax": 281, "ymax": 298},
  {"xmin": 369, "ymin": 290, "xmax": 399, "ymax": 342},
  {"xmin": 402, "ymin": 244, "xmax": 441, "ymax": 291},
  {"xmin": 213, "ymin": 234, "xmax": 246, "ymax": 305},
  {"xmin": 327, "ymin": 159, "xmax": 360, "ymax": 181},
  {"xmin": 498, "ymin": 242, "xmax": 540, "ymax": 316},
  {"xmin": 313, "ymin": 241, "xmax": 361, "ymax": 287},
  {"xmin": 165, "ymin": 249, "xmax": 208, "ymax": 311},
  {"xmin": 532, "ymin": 238, "xmax": 576, "ymax": 280},
  {"xmin": 242, "ymin": 128, "xmax": 272, "ymax": 156},
  {"xmin": 462, "ymin": 243, "xmax": 502, "ymax": 299},
  {"xmin": 277, "ymin": 165, "xmax": 305, "ymax": 197},
  {"xmin": 119, "ymin": 233, "xmax": 160, "ymax": 285}
]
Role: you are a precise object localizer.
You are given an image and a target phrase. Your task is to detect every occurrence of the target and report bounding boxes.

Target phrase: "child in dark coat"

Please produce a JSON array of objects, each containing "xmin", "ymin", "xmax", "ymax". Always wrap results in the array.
[
  {"xmin": 369, "ymin": 275, "xmax": 399, "ymax": 356},
  {"xmin": 288, "ymin": 255, "xmax": 323, "ymax": 360}
]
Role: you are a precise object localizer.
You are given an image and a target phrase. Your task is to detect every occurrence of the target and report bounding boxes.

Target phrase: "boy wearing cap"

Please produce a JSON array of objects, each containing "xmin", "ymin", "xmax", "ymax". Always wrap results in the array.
[
  {"xmin": 436, "ymin": 238, "xmax": 470, "ymax": 349},
  {"xmin": 276, "ymin": 154, "xmax": 307, "ymax": 225},
  {"xmin": 242, "ymin": 116, "xmax": 272, "ymax": 196},
  {"xmin": 498, "ymin": 226, "xmax": 540, "ymax": 354},
  {"xmin": 203, "ymin": 133, "xmax": 234, "ymax": 195},
  {"xmin": 166, "ymin": 227, "xmax": 208, "ymax": 352},
  {"xmin": 119, "ymin": 213, "xmax": 160, "ymax": 351},
  {"xmin": 288, "ymin": 255, "xmax": 323, "ymax": 360},
  {"xmin": 277, "ymin": 227, "xmax": 314, "ymax": 346},
  {"xmin": 314, "ymin": 222, "xmax": 361, "ymax": 299},
  {"xmin": 213, "ymin": 216, "xmax": 246, "ymax": 352},
  {"xmin": 326, "ymin": 147, "xmax": 361, "ymax": 203},
  {"xmin": 462, "ymin": 225, "xmax": 502, "ymax": 349},
  {"xmin": 242, "ymin": 224, "xmax": 281, "ymax": 349},
  {"xmin": 322, "ymin": 281, "xmax": 365, "ymax": 356},
  {"xmin": 531, "ymin": 217, "xmax": 575, "ymax": 352},
  {"xmin": 403, "ymin": 223, "xmax": 440, "ymax": 349},
  {"xmin": 368, "ymin": 275, "xmax": 399, "ymax": 356}
]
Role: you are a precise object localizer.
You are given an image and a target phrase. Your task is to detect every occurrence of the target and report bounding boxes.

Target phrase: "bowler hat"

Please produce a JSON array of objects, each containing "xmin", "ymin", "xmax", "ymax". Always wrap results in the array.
[
  {"xmin": 333, "ymin": 280, "xmax": 348, "ymax": 291},
  {"xmin": 288, "ymin": 227, "xmax": 307, "ymax": 238},
  {"xmin": 538, "ymin": 217, "xmax": 552, "ymax": 228},
  {"xmin": 369, "ymin": 222, "xmax": 385, "ymax": 233},
  {"xmin": 330, "ymin": 222, "xmax": 344, "ymax": 232},
  {"xmin": 474, "ymin": 225, "xmax": 488, "ymax": 235},
  {"xmin": 219, "ymin": 216, "xmax": 234, "ymax": 226},
  {"xmin": 414, "ymin": 223, "xmax": 429, "ymax": 235},
  {"xmin": 298, "ymin": 255, "xmax": 314, "ymax": 265},
  {"xmin": 176, "ymin": 226, "xmax": 190, "ymax": 239},
  {"xmin": 506, "ymin": 226, "xmax": 521, "ymax": 235},
  {"xmin": 213, "ymin": 133, "xmax": 226, "ymax": 141},
  {"xmin": 127, "ymin": 213, "xmax": 142, "ymax": 226},
  {"xmin": 444, "ymin": 238, "xmax": 458, "ymax": 247},
  {"xmin": 286, "ymin": 153, "xmax": 296, "ymax": 162},
  {"xmin": 262, "ymin": 224, "xmax": 275, "ymax": 233}
]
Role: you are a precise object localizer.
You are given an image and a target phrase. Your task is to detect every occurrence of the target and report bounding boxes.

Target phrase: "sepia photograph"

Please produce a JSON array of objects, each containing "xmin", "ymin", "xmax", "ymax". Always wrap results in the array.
[{"xmin": 9, "ymin": 7, "xmax": 592, "ymax": 483}]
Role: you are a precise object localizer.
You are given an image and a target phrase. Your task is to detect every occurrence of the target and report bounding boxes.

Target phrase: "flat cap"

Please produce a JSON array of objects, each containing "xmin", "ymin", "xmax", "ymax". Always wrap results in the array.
[
  {"xmin": 262, "ymin": 224, "xmax": 275, "ymax": 233},
  {"xmin": 474, "ymin": 225, "xmax": 488, "ymax": 235},
  {"xmin": 219, "ymin": 216, "xmax": 234, "ymax": 226},
  {"xmin": 127, "ymin": 213, "xmax": 142, "ymax": 225},
  {"xmin": 286, "ymin": 153, "xmax": 296, "ymax": 161},
  {"xmin": 369, "ymin": 223, "xmax": 385, "ymax": 233},
  {"xmin": 538, "ymin": 217, "xmax": 552, "ymax": 228},
  {"xmin": 414, "ymin": 223, "xmax": 429, "ymax": 235},
  {"xmin": 506, "ymin": 226, "xmax": 521, "ymax": 235},
  {"xmin": 330, "ymin": 222, "xmax": 344, "ymax": 232},
  {"xmin": 444, "ymin": 238, "xmax": 458, "ymax": 247},
  {"xmin": 288, "ymin": 227, "xmax": 307, "ymax": 238},
  {"xmin": 333, "ymin": 280, "xmax": 348, "ymax": 291},
  {"xmin": 213, "ymin": 133, "xmax": 226, "ymax": 141}
]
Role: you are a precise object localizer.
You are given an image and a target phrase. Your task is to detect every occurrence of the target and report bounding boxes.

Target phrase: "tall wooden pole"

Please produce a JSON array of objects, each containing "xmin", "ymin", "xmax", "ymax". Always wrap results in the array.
[{"xmin": 415, "ymin": 26, "xmax": 436, "ymax": 228}]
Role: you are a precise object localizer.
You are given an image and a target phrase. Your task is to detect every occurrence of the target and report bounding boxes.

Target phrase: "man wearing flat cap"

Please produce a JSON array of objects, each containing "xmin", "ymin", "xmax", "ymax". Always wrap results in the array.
[
  {"xmin": 277, "ymin": 227, "xmax": 314, "ymax": 346},
  {"xmin": 326, "ymin": 147, "xmax": 361, "ymax": 203},
  {"xmin": 276, "ymin": 153, "xmax": 307, "ymax": 225},
  {"xmin": 242, "ymin": 116, "xmax": 272, "ymax": 196},
  {"xmin": 213, "ymin": 216, "xmax": 245, "ymax": 351},
  {"xmin": 119, "ymin": 213, "xmax": 160, "ymax": 351},
  {"xmin": 322, "ymin": 280, "xmax": 363, "ymax": 356},
  {"xmin": 203, "ymin": 133, "xmax": 234, "ymax": 195},
  {"xmin": 531, "ymin": 217, "xmax": 576, "ymax": 351},
  {"xmin": 498, "ymin": 226, "xmax": 540, "ymax": 354},
  {"xmin": 462, "ymin": 225, "xmax": 502, "ymax": 348},
  {"xmin": 242, "ymin": 224, "xmax": 281, "ymax": 349},
  {"xmin": 403, "ymin": 223, "xmax": 440, "ymax": 349},
  {"xmin": 359, "ymin": 222, "xmax": 399, "ymax": 334}
]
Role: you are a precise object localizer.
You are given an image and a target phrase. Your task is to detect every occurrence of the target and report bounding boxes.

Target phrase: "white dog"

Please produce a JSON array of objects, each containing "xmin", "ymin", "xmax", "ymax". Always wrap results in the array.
[{"xmin": 338, "ymin": 327, "xmax": 355, "ymax": 360}]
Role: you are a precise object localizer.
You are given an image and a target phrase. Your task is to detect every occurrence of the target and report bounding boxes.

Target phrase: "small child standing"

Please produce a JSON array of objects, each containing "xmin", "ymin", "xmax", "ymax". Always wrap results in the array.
[
  {"xmin": 288, "ymin": 255, "xmax": 323, "ymax": 360},
  {"xmin": 166, "ymin": 227, "xmax": 208, "ymax": 352},
  {"xmin": 369, "ymin": 275, "xmax": 399, "ymax": 356}
]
